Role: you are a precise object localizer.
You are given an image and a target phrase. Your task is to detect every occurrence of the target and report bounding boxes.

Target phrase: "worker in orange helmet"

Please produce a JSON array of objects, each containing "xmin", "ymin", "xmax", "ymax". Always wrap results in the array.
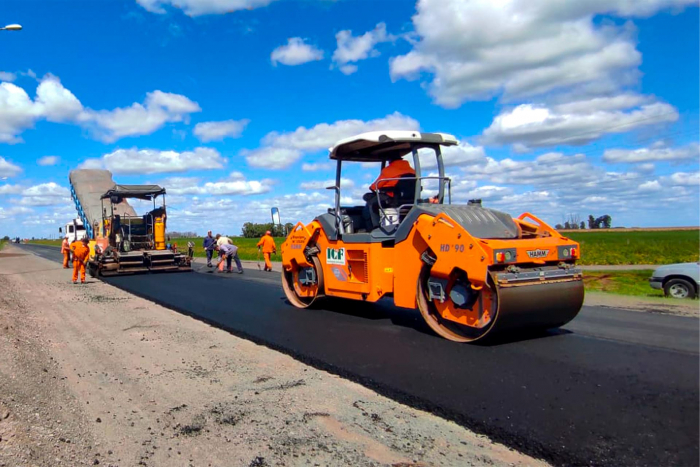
[
  {"xmin": 60, "ymin": 235, "xmax": 71, "ymax": 269},
  {"xmin": 70, "ymin": 237, "xmax": 90, "ymax": 284},
  {"xmin": 363, "ymin": 156, "xmax": 416, "ymax": 229},
  {"xmin": 257, "ymin": 230, "xmax": 277, "ymax": 272}
]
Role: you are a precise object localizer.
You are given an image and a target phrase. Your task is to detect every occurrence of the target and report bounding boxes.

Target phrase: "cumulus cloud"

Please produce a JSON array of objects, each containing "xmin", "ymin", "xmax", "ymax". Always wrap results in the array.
[
  {"xmin": 667, "ymin": 171, "xmax": 700, "ymax": 186},
  {"xmin": 37, "ymin": 155, "xmax": 60, "ymax": 166},
  {"xmin": 603, "ymin": 141, "xmax": 699, "ymax": 164},
  {"xmin": 136, "ymin": 0, "xmax": 275, "ymax": 16},
  {"xmin": 299, "ymin": 178, "xmax": 354, "ymax": 190},
  {"xmin": 193, "ymin": 119, "xmax": 249, "ymax": 142},
  {"xmin": 271, "ymin": 38, "xmax": 324, "ymax": 66},
  {"xmin": 83, "ymin": 147, "xmax": 225, "ymax": 175},
  {"xmin": 243, "ymin": 112, "xmax": 420, "ymax": 169},
  {"xmin": 0, "ymin": 156, "xmax": 22, "ymax": 178},
  {"xmin": 0, "ymin": 74, "xmax": 201, "ymax": 144},
  {"xmin": 421, "ymin": 141, "xmax": 485, "ymax": 168},
  {"xmin": 0, "ymin": 184, "xmax": 23, "ymax": 195},
  {"xmin": 0, "ymin": 72, "xmax": 16, "ymax": 82},
  {"xmin": 15, "ymin": 182, "xmax": 71, "ymax": 207},
  {"xmin": 389, "ymin": 0, "xmax": 695, "ymax": 107},
  {"xmin": 481, "ymin": 95, "xmax": 678, "ymax": 149},
  {"xmin": 301, "ymin": 162, "xmax": 334, "ymax": 172},
  {"xmin": 84, "ymin": 90, "xmax": 201, "ymax": 143},
  {"xmin": 332, "ymin": 23, "xmax": 394, "ymax": 74}
]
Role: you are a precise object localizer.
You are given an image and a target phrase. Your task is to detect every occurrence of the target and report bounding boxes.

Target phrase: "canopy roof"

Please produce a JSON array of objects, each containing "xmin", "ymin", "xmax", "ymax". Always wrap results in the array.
[
  {"xmin": 329, "ymin": 131, "xmax": 458, "ymax": 162},
  {"xmin": 101, "ymin": 184, "xmax": 166, "ymax": 200}
]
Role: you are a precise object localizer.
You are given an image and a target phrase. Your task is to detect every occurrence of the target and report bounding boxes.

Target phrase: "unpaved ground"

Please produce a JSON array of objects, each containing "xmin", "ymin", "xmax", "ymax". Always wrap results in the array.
[
  {"xmin": 583, "ymin": 291, "xmax": 699, "ymax": 318},
  {"xmin": 0, "ymin": 245, "xmax": 545, "ymax": 467}
]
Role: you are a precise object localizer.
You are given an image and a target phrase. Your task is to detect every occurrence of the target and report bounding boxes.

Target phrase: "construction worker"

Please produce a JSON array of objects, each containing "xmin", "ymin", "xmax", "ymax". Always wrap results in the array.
[
  {"xmin": 60, "ymin": 235, "xmax": 71, "ymax": 269},
  {"xmin": 70, "ymin": 237, "xmax": 90, "ymax": 284},
  {"xmin": 363, "ymin": 157, "xmax": 415, "ymax": 229},
  {"xmin": 203, "ymin": 230, "xmax": 216, "ymax": 267},
  {"xmin": 215, "ymin": 233, "xmax": 232, "ymax": 259},
  {"xmin": 216, "ymin": 243, "xmax": 243, "ymax": 274},
  {"xmin": 257, "ymin": 230, "xmax": 277, "ymax": 272}
]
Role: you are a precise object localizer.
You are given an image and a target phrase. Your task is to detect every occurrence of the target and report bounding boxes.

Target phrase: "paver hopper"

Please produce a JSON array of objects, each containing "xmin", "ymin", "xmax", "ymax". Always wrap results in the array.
[{"xmin": 280, "ymin": 132, "xmax": 584, "ymax": 342}]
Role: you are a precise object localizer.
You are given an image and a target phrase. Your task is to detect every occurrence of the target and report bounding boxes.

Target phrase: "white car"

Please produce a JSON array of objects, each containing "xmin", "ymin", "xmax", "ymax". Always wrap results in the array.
[{"xmin": 649, "ymin": 263, "xmax": 700, "ymax": 299}]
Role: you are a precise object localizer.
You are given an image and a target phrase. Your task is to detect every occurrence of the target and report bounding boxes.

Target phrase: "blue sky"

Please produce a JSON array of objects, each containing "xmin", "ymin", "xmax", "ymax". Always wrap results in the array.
[{"xmin": 0, "ymin": 0, "xmax": 698, "ymax": 238}]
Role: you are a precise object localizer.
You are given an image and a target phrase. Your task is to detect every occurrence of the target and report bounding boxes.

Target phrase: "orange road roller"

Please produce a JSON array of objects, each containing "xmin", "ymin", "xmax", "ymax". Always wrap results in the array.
[{"xmin": 281, "ymin": 131, "xmax": 584, "ymax": 342}]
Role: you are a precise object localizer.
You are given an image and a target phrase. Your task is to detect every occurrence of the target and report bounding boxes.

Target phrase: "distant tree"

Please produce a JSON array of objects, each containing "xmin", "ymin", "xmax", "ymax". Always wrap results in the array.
[
  {"xmin": 284, "ymin": 222, "xmax": 294, "ymax": 234},
  {"xmin": 564, "ymin": 221, "xmax": 571, "ymax": 229},
  {"xmin": 588, "ymin": 215, "xmax": 596, "ymax": 229},
  {"xmin": 555, "ymin": 224, "xmax": 564, "ymax": 230},
  {"xmin": 580, "ymin": 221, "xmax": 586, "ymax": 230},
  {"xmin": 567, "ymin": 213, "xmax": 580, "ymax": 228},
  {"xmin": 241, "ymin": 222, "xmax": 285, "ymax": 238},
  {"xmin": 1, "ymin": 235, "xmax": 9, "ymax": 242},
  {"xmin": 602, "ymin": 215, "xmax": 612, "ymax": 228}
]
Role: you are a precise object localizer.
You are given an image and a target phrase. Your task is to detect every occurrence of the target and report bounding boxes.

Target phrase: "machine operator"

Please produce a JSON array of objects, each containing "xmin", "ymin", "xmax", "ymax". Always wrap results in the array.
[{"xmin": 363, "ymin": 157, "xmax": 415, "ymax": 230}]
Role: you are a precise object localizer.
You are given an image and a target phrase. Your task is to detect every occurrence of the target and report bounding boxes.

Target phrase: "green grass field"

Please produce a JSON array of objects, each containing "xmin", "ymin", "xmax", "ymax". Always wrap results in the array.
[
  {"xmin": 564, "ymin": 230, "xmax": 699, "ymax": 265},
  {"xmin": 582, "ymin": 270, "xmax": 663, "ymax": 297}
]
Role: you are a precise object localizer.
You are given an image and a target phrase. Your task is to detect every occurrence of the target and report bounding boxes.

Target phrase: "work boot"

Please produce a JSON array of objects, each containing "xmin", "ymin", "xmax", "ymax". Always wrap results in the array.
[
  {"xmin": 72, "ymin": 281, "xmax": 77, "ymax": 284},
  {"xmin": 237, "ymin": 270, "xmax": 244, "ymax": 274}
]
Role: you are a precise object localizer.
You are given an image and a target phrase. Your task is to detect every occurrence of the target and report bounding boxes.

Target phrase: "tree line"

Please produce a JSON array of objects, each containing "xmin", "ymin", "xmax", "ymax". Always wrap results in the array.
[
  {"xmin": 555, "ymin": 214, "xmax": 612, "ymax": 230},
  {"xmin": 240, "ymin": 222, "xmax": 294, "ymax": 238}
]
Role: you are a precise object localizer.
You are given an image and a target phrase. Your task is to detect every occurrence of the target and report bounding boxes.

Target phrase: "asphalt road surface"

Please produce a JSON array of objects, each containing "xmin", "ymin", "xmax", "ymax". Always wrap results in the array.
[{"xmin": 19, "ymin": 244, "xmax": 700, "ymax": 466}]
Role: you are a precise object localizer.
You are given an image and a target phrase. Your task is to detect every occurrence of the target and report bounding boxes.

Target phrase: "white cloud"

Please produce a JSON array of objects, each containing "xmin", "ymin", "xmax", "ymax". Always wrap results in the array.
[
  {"xmin": 0, "ymin": 184, "xmax": 23, "ymax": 195},
  {"xmin": 193, "ymin": 119, "xmax": 249, "ymax": 142},
  {"xmin": 421, "ymin": 141, "xmax": 485, "ymax": 168},
  {"xmin": 136, "ymin": 0, "xmax": 276, "ymax": 16},
  {"xmin": 203, "ymin": 179, "xmax": 272, "ymax": 195},
  {"xmin": 0, "ymin": 156, "xmax": 22, "ymax": 177},
  {"xmin": 37, "ymin": 155, "xmax": 60, "ymax": 166},
  {"xmin": 92, "ymin": 147, "xmax": 225, "ymax": 175},
  {"xmin": 638, "ymin": 180, "xmax": 662, "ymax": 191},
  {"xmin": 243, "ymin": 147, "xmax": 303, "ymax": 170},
  {"xmin": 244, "ymin": 112, "xmax": 420, "ymax": 169},
  {"xmin": 271, "ymin": 38, "xmax": 324, "ymax": 66},
  {"xmin": 603, "ymin": 142, "xmax": 699, "ymax": 163},
  {"xmin": 301, "ymin": 162, "xmax": 334, "ymax": 172},
  {"xmin": 22, "ymin": 182, "xmax": 69, "ymax": 197},
  {"xmin": 668, "ymin": 171, "xmax": 700, "ymax": 186},
  {"xmin": 332, "ymin": 23, "xmax": 394, "ymax": 74},
  {"xmin": 0, "ymin": 74, "xmax": 201, "ymax": 144},
  {"xmin": 482, "ymin": 96, "xmax": 678, "ymax": 149},
  {"xmin": 299, "ymin": 178, "xmax": 354, "ymax": 190},
  {"xmin": 14, "ymin": 182, "xmax": 71, "ymax": 207},
  {"xmin": 84, "ymin": 90, "xmax": 201, "ymax": 143},
  {"xmin": 389, "ymin": 0, "xmax": 695, "ymax": 107},
  {"xmin": 0, "ymin": 72, "xmax": 16, "ymax": 82}
]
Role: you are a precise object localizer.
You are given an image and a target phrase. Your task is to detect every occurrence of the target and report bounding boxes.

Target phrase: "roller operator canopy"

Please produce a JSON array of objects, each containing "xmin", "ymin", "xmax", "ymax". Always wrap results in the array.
[
  {"xmin": 329, "ymin": 131, "xmax": 458, "ymax": 162},
  {"xmin": 101, "ymin": 184, "xmax": 166, "ymax": 200}
]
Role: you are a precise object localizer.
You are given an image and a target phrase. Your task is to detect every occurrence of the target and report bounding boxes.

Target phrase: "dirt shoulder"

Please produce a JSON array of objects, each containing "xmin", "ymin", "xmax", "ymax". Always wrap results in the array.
[
  {"xmin": 584, "ymin": 291, "xmax": 698, "ymax": 318},
  {"xmin": 0, "ymin": 244, "xmax": 545, "ymax": 467}
]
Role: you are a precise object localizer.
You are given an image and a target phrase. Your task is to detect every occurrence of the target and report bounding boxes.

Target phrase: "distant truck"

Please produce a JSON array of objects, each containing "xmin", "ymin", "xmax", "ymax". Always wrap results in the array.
[{"xmin": 59, "ymin": 218, "xmax": 87, "ymax": 243}]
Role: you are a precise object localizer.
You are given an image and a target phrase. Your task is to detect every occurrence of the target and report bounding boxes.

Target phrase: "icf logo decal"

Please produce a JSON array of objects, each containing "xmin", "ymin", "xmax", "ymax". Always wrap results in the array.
[
  {"xmin": 326, "ymin": 247, "xmax": 346, "ymax": 265},
  {"xmin": 526, "ymin": 249, "xmax": 549, "ymax": 259}
]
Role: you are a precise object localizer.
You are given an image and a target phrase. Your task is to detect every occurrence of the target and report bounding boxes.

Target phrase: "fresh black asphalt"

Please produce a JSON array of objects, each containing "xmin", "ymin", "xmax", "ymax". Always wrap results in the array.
[{"xmin": 20, "ymin": 244, "xmax": 700, "ymax": 466}]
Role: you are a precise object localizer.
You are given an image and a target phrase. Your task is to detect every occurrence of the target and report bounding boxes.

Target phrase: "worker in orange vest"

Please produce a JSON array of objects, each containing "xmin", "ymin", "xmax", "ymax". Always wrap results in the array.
[
  {"xmin": 70, "ymin": 237, "xmax": 90, "ymax": 284},
  {"xmin": 257, "ymin": 230, "xmax": 277, "ymax": 272},
  {"xmin": 60, "ymin": 235, "xmax": 71, "ymax": 268}
]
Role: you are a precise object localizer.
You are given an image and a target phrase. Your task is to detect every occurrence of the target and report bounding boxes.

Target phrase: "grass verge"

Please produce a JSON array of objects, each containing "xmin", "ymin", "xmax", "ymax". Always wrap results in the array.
[{"xmin": 583, "ymin": 270, "xmax": 664, "ymax": 298}]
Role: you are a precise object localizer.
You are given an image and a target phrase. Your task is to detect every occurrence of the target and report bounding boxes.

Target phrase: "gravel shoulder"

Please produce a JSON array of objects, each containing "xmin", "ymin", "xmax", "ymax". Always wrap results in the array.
[{"xmin": 0, "ymin": 244, "xmax": 545, "ymax": 467}]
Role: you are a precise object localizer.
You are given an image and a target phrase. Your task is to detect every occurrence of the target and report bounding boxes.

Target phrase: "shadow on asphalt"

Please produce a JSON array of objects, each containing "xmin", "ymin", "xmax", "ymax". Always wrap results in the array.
[{"xmin": 284, "ymin": 295, "xmax": 573, "ymax": 345}]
